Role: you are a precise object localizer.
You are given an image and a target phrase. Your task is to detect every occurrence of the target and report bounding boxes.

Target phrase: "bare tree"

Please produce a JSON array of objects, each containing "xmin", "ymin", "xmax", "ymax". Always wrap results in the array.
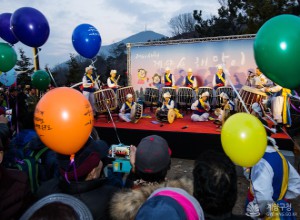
[{"xmin": 169, "ymin": 13, "xmax": 196, "ymax": 36}]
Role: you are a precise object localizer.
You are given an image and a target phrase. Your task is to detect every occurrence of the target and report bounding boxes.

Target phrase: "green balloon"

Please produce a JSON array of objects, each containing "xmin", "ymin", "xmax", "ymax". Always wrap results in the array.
[
  {"xmin": 32, "ymin": 70, "xmax": 50, "ymax": 91},
  {"xmin": 0, "ymin": 42, "xmax": 17, "ymax": 72},
  {"xmin": 254, "ymin": 14, "xmax": 300, "ymax": 89}
]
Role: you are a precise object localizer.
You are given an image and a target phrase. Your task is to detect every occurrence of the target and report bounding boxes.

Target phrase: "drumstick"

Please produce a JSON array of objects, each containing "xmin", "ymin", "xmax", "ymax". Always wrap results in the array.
[
  {"xmin": 70, "ymin": 82, "xmax": 83, "ymax": 88},
  {"xmin": 115, "ymin": 75, "xmax": 120, "ymax": 84}
]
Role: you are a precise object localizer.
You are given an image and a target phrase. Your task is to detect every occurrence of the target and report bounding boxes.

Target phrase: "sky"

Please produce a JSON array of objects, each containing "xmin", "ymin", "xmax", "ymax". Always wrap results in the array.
[{"xmin": 0, "ymin": 0, "xmax": 219, "ymax": 68}]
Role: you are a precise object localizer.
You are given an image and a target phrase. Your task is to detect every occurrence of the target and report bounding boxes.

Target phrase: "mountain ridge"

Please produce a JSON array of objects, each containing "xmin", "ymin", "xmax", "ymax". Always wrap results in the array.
[{"xmin": 99, "ymin": 30, "xmax": 166, "ymax": 56}]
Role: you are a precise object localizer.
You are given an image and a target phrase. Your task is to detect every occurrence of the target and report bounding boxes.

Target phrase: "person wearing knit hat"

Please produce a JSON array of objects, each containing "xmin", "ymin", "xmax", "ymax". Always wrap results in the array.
[
  {"xmin": 163, "ymin": 67, "xmax": 175, "ymax": 87},
  {"xmin": 119, "ymin": 93, "xmax": 136, "ymax": 123},
  {"xmin": 191, "ymin": 91, "xmax": 211, "ymax": 121},
  {"xmin": 82, "ymin": 65, "xmax": 99, "ymax": 117},
  {"xmin": 36, "ymin": 138, "xmax": 120, "ymax": 220},
  {"xmin": 212, "ymin": 64, "xmax": 227, "ymax": 90},
  {"xmin": 107, "ymin": 69, "xmax": 120, "ymax": 91},
  {"xmin": 126, "ymin": 135, "xmax": 172, "ymax": 187},
  {"xmin": 182, "ymin": 68, "xmax": 198, "ymax": 90},
  {"xmin": 135, "ymin": 187, "xmax": 205, "ymax": 220}
]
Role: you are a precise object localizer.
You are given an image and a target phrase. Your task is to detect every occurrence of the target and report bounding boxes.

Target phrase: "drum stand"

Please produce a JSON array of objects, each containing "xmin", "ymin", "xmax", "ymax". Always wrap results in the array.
[
  {"xmin": 177, "ymin": 103, "xmax": 191, "ymax": 115},
  {"xmin": 146, "ymin": 102, "xmax": 159, "ymax": 113}
]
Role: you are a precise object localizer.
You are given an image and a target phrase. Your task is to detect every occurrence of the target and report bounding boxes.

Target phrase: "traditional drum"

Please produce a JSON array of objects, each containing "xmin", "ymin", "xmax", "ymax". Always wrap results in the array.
[
  {"xmin": 197, "ymin": 87, "xmax": 214, "ymax": 105},
  {"xmin": 236, "ymin": 85, "xmax": 267, "ymax": 113},
  {"xmin": 144, "ymin": 87, "xmax": 159, "ymax": 105},
  {"xmin": 159, "ymin": 87, "xmax": 176, "ymax": 103},
  {"xmin": 177, "ymin": 87, "xmax": 194, "ymax": 106},
  {"xmin": 116, "ymin": 86, "xmax": 135, "ymax": 108},
  {"xmin": 155, "ymin": 108, "xmax": 176, "ymax": 124},
  {"xmin": 215, "ymin": 86, "xmax": 234, "ymax": 107},
  {"xmin": 94, "ymin": 88, "xmax": 118, "ymax": 113},
  {"xmin": 130, "ymin": 103, "xmax": 143, "ymax": 123}
]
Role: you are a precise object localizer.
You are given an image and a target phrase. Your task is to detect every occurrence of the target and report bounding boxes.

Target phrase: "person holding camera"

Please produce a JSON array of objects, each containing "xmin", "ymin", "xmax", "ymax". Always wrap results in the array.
[{"xmin": 109, "ymin": 135, "xmax": 194, "ymax": 220}]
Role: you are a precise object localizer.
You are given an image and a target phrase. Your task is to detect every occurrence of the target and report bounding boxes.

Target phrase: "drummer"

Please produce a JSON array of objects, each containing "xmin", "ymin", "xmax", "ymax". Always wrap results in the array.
[
  {"xmin": 263, "ymin": 83, "xmax": 291, "ymax": 128},
  {"xmin": 214, "ymin": 92, "xmax": 235, "ymax": 126},
  {"xmin": 212, "ymin": 65, "xmax": 227, "ymax": 90},
  {"xmin": 161, "ymin": 92, "xmax": 174, "ymax": 110},
  {"xmin": 82, "ymin": 65, "xmax": 99, "ymax": 117},
  {"xmin": 191, "ymin": 91, "xmax": 211, "ymax": 122},
  {"xmin": 119, "ymin": 93, "xmax": 135, "ymax": 122},
  {"xmin": 182, "ymin": 68, "xmax": 197, "ymax": 89},
  {"xmin": 249, "ymin": 67, "xmax": 268, "ymax": 89},
  {"xmin": 107, "ymin": 70, "xmax": 120, "ymax": 91},
  {"xmin": 163, "ymin": 67, "xmax": 175, "ymax": 88},
  {"xmin": 182, "ymin": 68, "xmax": 198, "ymax": 101}
]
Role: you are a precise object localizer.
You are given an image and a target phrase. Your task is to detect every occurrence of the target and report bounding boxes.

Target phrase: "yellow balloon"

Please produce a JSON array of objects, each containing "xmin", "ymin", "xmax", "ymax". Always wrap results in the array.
[{"xmin": 221, "ymin": 113, "xmax": 267, "ymax": 167}]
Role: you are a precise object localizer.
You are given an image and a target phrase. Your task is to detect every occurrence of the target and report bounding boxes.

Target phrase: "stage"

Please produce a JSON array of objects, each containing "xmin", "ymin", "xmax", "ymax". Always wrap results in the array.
[{"xmin": 94, "ymin": 108, "xmax": 294, "ymax": 159}]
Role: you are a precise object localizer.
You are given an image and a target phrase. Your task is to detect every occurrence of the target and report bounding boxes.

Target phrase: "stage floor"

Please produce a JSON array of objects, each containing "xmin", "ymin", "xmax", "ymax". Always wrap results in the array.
[{"xmin": 94, "ymin": 109, "xmax": 293, "ymax": 159}]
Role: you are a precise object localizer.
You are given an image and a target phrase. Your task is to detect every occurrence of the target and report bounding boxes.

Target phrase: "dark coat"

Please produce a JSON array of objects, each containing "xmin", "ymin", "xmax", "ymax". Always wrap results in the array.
[
  {"xmin": 0, "ymin": 166, "xmax": 34, "ymax": 220},
  {"xmin": 37, "ymin": 177, "xmax": 119, "ymax": 220}
]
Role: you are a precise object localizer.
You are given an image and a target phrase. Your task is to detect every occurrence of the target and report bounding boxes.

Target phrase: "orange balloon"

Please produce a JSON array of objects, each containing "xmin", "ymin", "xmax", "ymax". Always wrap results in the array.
[{"xmin": 34, "ymin": 87, "xmax": 94, "ymax": 155}]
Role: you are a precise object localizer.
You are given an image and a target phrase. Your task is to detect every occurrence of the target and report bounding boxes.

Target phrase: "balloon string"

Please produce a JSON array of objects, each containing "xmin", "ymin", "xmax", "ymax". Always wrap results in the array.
[
  {"xmin": 15, "ymin": 80, "xmax": 19, "ymax": 134},
  {"xmin": 45, "ymin": 67, "xmax": 58, "ymax": 88},
  {"xmin": 5, "ymin": 88, "xmax": 13, "ymax": 129},
  {"xmin": 222, "ymin": 65, "xmax": 250, "ymax": 114},
  {"xmin": 64, "ymin": 154, "xmax": 77, "ymax": 184},
  {"xmin": 70, "ymin": 82, "xmax": 83, "ymax": 88},
  {"xmin": 71, "ymin": 156, "xmax": 78, "ymax": 182},
  {"xmin": 64, "ymin": 171, "xmax": 70, "ymax": 184},
  {"xmin": 99, "ymin": 89, "xmax": 122, "ymax": 144},
  {"xmin": 90, "ymin": 58, "xmax": 97, "ymax": 67},
  {"xmin": 289, "ymin": 100, "xmax": 300, "ymax": 113}
]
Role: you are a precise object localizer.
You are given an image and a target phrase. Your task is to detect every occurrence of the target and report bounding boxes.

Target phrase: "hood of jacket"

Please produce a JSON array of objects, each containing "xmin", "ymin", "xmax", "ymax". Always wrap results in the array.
[{"xmin": 110, "ymin": 176, "xmax": 193, "ymax": 220}]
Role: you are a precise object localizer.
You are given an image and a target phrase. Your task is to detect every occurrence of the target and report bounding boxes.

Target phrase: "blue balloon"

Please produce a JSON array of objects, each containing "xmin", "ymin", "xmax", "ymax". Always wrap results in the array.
[
  {"xmin": 72, "ymin": 24, "xmax": 101, "ymax": 59},
  {"xmin": 10, "ymin": 7, "xmax": 50, "ymax": 47},
  {"xmin": 0, "ymin": 68, "xmax": 17, "ymax": 86},
  {"xmin": 0, "ymin": 13, "xmax": 19, "ymax": 44}
]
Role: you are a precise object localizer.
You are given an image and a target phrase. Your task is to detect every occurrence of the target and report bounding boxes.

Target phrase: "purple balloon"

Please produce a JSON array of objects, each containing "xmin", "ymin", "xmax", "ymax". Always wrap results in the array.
[
  {"xmin": 10, "ymin": 7, "xmax": 50, "ymax": 47},
  {"xmin": 0, "ymin": 13, "xmax": 19, "ymax": 44}
]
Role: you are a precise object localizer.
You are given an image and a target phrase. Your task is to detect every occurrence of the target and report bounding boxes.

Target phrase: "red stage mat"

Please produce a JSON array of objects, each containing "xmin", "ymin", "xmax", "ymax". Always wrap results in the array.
[{"xmin": 94, "ymin": 111, "xmax": 289, "ymax": 140}]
